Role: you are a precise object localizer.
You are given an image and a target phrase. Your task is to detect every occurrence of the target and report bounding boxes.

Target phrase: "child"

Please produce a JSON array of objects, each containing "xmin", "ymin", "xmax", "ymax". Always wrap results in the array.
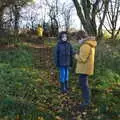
[
  {"xmin": 55, "ymin": 31, "xmax": 73, "ymax": 93},
  {"xmin": 74, "ymin": 30, "xmax": 97, "ymax": 107}
]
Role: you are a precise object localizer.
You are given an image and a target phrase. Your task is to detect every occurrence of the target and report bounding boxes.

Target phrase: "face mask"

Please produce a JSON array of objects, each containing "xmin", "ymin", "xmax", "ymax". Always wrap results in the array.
[
  {"xmin": 62, "ymin": 34, "xmax": 67, "ymax": 41},
  {"xmin": 78, "ymin": 39, "xmax": 84, "ymax": 44}
]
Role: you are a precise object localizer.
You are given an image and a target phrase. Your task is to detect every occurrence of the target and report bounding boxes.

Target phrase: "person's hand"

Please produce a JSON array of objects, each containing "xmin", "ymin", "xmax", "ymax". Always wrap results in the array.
[
  {"xmin": 69, "ymin": 67, "xmax": 72, "ymax": 71},
  {"xmin": 74, "ymin": 54, "xmax": 78, "ymax": 60}
]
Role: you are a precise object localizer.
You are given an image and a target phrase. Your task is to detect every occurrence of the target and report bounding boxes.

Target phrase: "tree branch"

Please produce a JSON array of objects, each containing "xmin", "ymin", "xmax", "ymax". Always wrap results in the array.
[{"xmin": 98, "ymin": 0, "xmax": 109, "ymax": 36}]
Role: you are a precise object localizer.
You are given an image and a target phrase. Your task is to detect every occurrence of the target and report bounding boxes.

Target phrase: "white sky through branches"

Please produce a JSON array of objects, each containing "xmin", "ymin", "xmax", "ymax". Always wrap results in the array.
[{"xmin": 21, "ymin": 0, "xmax": 120, "ymax": 31}]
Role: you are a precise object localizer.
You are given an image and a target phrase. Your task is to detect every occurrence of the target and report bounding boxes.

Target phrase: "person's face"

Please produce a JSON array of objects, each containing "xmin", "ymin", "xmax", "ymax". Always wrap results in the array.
[
  {"xmin": 78, "ymin": 38, "xmax": 84, "ymax": 44},
  {"xmin": 61, "ymin": 34, "xmax": 67, "ymax": 41},
  {"xmin": 78, "ymin": 39, "xmax": 84, "ymax": 44}
]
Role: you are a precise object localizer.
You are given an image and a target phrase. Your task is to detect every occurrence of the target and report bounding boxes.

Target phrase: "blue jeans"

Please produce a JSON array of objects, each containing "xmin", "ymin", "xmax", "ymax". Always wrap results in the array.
[
  {"xmin": 59, "ymin": 66, "xmax": 69, "ymax": 83},
  {"xmin": 79, "ymin": 74, "xmax": 90, "ymax": 103}
]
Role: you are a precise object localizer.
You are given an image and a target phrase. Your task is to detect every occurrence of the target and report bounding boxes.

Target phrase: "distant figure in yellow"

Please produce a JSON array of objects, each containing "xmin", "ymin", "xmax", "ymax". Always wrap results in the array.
[
  {"xmin": 37, "ymin": 25, "xmax": 44, "ymax": 44},
  {"xmin": 37, "ymin": 25, "xmax": 43, "ymax": 37}
]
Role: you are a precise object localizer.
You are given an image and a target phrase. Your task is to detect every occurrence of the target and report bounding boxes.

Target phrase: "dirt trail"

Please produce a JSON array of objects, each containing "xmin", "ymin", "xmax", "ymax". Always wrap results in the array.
[{"xmin": 30, "ymin": 43, "xmax": 54, "ymax": 69}]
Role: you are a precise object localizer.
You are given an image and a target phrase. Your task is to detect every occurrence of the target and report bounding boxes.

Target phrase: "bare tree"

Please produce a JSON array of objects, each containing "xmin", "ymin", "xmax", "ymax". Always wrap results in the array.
[
  {"xmin": 0, "ymin": 0, "xmax": 13, "ymax": 29},
  {"xmin": 12, "ymin": 0, "xmax": 33, "ymax": 33},
  {"xmin": 45, "ymin": 0, "xmax": 59, "ymax": 36},
  {"xmin": 0, "ymin": 0, "xmax": 32, "ymax": 32},
  {"xmin": 2, "ymin": 6, "xmax": 13, "ymax": 30},
  {"xmin": 61, "ymin": 3, "xmax": 74, "ymax": 32},
  {"xmin": 21, "ymin": 3, "xmax": 40, "ymax": 30},
  {"xmin": 103, "ymin": 0, "xmax": 120, "ymax": 39},
  {"xmin": 72, "ymin": 0, "xmax": 109, "ymax": 38}
]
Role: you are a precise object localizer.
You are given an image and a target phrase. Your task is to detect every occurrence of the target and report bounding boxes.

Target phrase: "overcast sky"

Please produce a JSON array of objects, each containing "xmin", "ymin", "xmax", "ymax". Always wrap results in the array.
[
  {"xmin": 21, "ymin": 0, "xmax": 120, "ymax": 31},
  {"xmin": 20, "ymin": 0, "xmax": 81, "ymax": 30}
]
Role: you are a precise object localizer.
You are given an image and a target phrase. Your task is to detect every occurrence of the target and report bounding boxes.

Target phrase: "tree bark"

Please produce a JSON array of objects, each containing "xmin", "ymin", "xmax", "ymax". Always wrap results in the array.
[
  {"xmin": 98, "ymin": 0, "xmax": 109, "ymax": 40},
  {"xmin": 72, "ymin": 0, "xmax": 109, "ymax": 38},
  {"xmin": 12, "ymin": 4, "xmax": 20, "ymax": 34},
  {"xmin": 0, "ymin": 5, "xmax": 6, "ymax": 30},
  {"xmin": 0, "ymin": 12, "xmax": 3, "ymax": 30},
  {"xmin": 72, "ymin": 0, "xmax": 97, "ymax": 35},
  {"xmin": 103, "ymin": 0, "xmax": 120, "ymax": 40}
]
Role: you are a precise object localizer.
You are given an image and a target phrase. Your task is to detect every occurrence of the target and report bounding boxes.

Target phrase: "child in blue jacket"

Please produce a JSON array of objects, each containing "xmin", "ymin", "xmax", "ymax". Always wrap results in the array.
[{"xmin": 55, "ymin": 31, "xmax": 73, "ymax": 93}]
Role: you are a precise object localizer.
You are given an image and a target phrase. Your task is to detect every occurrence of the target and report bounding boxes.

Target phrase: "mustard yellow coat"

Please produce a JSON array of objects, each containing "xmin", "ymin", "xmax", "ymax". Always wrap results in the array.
[
  {"xmin": 75, "ymin": 39, "xmax": 97, "ymax": 75},
  {"xmin": 37, "ymin": 27, "xmax": 43, "ymax": 37}
]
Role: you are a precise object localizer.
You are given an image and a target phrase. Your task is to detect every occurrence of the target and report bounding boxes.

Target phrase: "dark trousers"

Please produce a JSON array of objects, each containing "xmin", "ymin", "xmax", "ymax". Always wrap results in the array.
[{"xmin": 79, "ymin": 74, "xmax": 90, "ymax": 103}]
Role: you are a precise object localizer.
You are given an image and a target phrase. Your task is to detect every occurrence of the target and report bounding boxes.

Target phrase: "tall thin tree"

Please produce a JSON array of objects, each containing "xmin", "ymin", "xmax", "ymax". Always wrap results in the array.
[{"xmin": 72, "ymin": 0, "xmax": 109, "ymax": 39}]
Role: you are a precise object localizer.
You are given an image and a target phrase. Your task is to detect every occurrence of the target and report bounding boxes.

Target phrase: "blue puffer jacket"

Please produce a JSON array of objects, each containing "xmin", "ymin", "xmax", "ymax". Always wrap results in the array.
[{"xmin": 55, "ymin": 40, "xmax": 73, "ymax": 67}]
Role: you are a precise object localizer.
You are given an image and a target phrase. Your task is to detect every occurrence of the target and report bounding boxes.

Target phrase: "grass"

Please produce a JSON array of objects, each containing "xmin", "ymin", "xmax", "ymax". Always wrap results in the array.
[{"xmin": 0, "ymin": 38, "xmax": 120, "ymax": 120}]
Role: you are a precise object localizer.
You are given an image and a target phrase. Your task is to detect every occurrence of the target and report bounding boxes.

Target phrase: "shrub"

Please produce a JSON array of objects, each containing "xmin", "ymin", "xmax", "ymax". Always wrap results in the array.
[{"xmin": 0, "ymin": 47, "xmax": 40, "ymax": 118}]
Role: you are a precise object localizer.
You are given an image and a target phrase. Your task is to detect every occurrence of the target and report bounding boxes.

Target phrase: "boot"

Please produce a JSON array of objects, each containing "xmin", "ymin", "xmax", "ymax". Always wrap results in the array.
[
  {"xmin": 60, "ymin": 82, "xmax": 65, "ymax": 93},
  {"xmin": 80, "ymin": 88, "xmax": 91, "ymax": 108},
  {"xmin": 65, "ymin": 80, "xmax": 69, "ymax": 91}
]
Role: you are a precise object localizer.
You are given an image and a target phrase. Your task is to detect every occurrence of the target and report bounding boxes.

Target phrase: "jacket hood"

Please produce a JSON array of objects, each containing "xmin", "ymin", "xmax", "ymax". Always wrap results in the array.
[
  {"xmin": 58, "ymin": 39, "xmax": 67, "ymax": 44},
  {"xmin": 84, "ymin": 38, "xmax": 97, "ymax": 48},
  {"xmin": 58, "ymin": 31, "xmax": 68, "ymax": 43}
]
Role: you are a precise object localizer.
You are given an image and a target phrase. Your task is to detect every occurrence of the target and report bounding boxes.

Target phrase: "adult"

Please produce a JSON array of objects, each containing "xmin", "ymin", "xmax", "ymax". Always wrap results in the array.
[{"xmin": 75, "ymin": 30, "xmax": 97, "ymax": 107}]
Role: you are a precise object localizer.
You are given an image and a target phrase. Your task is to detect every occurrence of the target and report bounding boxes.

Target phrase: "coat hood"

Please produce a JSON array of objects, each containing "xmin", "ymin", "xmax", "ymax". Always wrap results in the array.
[
  {"xmin": 58, "ymin": 39, "xmax": 67, "ymax": 44},
  {"xmin": 84, "ymin": 38, "xmax": 97, "ymax": 48},
  {"xmin": 58, "ymin": 31, "xmax": 68, "ymax": 43}
]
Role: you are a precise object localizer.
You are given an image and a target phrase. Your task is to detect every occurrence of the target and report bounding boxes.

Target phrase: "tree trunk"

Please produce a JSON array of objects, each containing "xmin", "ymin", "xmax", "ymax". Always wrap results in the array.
[
  {"xmin": 13, "ymin": 5, "xmax": 20, "ymax": 34},
  {"xmin": 72, "ymin": 0, "xmax": 109, "ymax": 38},
  {"xmin": 98, "ymin": 0, "xmax": 109, "ymax": 40},
  {"xmin": 50, "ymin": 17, "xmax": 58, "ymax": 37},
  {"xmin": 0, "ymin": 8, "xmax": 4, "ymax": 30},
  {"xmin": 0, "ymin": 13, "xmax": 3, "ymax": 30},
  {"xmin": 72, "ymin": 0, "xmax": 97, "ymax": 36}
]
